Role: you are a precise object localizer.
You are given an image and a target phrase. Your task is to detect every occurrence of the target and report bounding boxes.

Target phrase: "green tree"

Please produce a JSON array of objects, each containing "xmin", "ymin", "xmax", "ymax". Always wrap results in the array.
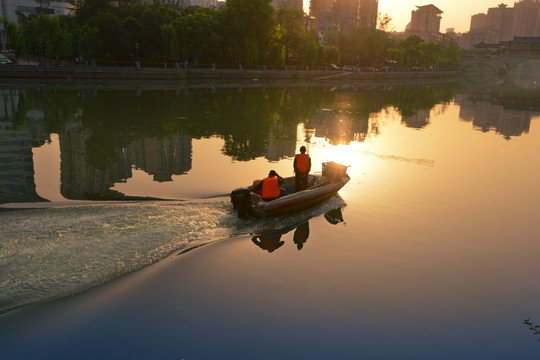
[
  {"xmin": 160, "ymin": 23, "xmax": 177, "ymax": 62},
  {"xmin": 87, "ymin": 11, "xmax": 125, "ymax": 59},
  {"xmin": 328, "ymin": 27, "xmax": 389, "ymax": 67},
  {"xmin": 401, "ymin": 35, "xmax": 424, "ymax": 68},
  {"xmin": 19, "ymin": 14, "xmax": 65, "ymax": 59},
  {"xmin": 74, "ymin": 24, "xmax": 100, "ymax": 61},
  {"xmin": 121, "ymin": 16, "xmax": 143, "ymax": 59},
  {"xmin": 139, "ymin": 4, "xmax": 176, "ymax": 61},
  {"xmin": 300, "ymin": 30, "xmax": 320, "ymax": 67},
  {"xmin": 222, "ymin": 0, "xmax": 274, "ymax": 65},
  {"xmin": 1, "ymin": 17, "xmax": 21, "ymax": 52},
  {"xmin": 71, "ymin": 0, "xmax": 115, "ymax": 24},
  {"xmin": 441, "ymin": 39, "xmax": 462, "ymax": 69},
  {"xmin": 318, "ymin": 45, "xmax": 340, "ymax": 65},
  {"xmin": 173, "ymin": 6, "xmax": 222, "ymax": 64},
  {"xmin": 273, "ymin": 4, "xmax": 305, "ymax": 65}
]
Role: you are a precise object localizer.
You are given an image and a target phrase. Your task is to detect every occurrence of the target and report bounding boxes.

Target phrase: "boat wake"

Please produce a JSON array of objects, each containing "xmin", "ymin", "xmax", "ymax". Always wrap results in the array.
[{"xmin": 0, "ymin": 196, "xmax": 346, "ymax": 314}]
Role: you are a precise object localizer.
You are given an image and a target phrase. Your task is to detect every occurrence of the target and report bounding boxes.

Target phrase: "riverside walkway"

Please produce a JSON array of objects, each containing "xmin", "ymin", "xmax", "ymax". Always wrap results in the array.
[{"xmin": 0, "ymin": 62, "xmax": 461, "ymax": 82}]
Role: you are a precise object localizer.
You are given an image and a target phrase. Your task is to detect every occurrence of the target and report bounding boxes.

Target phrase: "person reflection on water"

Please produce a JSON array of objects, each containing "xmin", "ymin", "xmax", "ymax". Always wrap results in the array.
[
  {"xmin": 293, "ymin": 222, "xmax": 310, "ymax": 250},
  {"xmin": 252, "ymin": 221, "xmax": 310, "ymax": 253},
  {"xmin": 294, "ymin": 146, "xmax": 311, "ymax": 192},
  {"xmin": 252, "ymin": 230, "xmax": 285, "ymax": 253},
  {"xmin": 251, "ymin": 170, "xmax": 286, "ymax": 201}
]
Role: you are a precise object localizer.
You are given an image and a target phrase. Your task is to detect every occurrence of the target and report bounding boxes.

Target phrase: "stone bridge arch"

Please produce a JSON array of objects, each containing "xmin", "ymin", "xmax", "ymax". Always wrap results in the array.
[{"xmin": 461, "ymin": 55, "xmax": 540, "ymax": 74}]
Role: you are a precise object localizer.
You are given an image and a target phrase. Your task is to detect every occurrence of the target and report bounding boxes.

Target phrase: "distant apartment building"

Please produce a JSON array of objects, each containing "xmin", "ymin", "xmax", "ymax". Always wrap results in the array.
[
  {"xmin": 334, "ymin": 0, "xmax": 378, "ymax": 31},
  {"xmin": 463, "ymin": 1, "xmax": 540, "ymax": 49},
  {"xmin": 405, "ymin": 4, "xmax": 443, "ymax": 42},
  {"xmin": 486, "ymin": 4, "xmax": 515, "ymax": 41},
  {"xmin": 0, "ymin": 0, "xmax": 72, "ymax": 22},
  {"xmin": 310, "ymin": 0, "xmax": 378, "ymax": 41},
  {"xmin": 357, "ymin": 0, "xmax": 378, "ymax": 29},
  {"xmin": 334, "ymin": 0, "xmax": 358, "ymax": 31},
  {"xmin": 272, "ymin": 0, "xmax": 304, "ymax": 11},
  {"xmin": 470, "ymin": 13, "xmax": 488, "ymax": 30},
  {"xmin": 0, "ymin": 0, "xmax": 73, "ymax": 50},
  {"xmin": 465, "ymin": 4, "xmax": 515, "ymax": 47},
  {"xmin": 182, "ymin": 0, "xmax": 218, "ymax": 8},
  {"xmin": 513, "ymin": 0, "xmax": 540, "ymax": 37},
  {"xmin": 136, "ymin": 0, "xmax": 217, "ymax": 9},
  {"xmin": 310, "ymin": 0, "xmax": 335, "ymax": 42}
]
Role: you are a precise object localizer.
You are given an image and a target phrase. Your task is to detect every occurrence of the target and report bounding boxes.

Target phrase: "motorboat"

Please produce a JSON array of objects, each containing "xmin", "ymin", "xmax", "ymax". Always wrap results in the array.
[{"xmin": 230, "ymin": 162, "xmax": 349, "ymax": 218}]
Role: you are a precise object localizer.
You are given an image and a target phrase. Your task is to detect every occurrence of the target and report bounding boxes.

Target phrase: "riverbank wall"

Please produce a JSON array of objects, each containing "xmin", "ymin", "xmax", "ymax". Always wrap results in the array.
[{"xmin": 0, "ymin": 64, "xmax": 462, "ymax": 83}]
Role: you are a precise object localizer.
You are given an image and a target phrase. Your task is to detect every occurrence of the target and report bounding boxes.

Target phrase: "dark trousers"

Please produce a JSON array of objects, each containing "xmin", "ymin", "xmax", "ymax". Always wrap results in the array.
[{"xmin": 295, "ymin": 173, "xmax": 308, "ymax": 192}]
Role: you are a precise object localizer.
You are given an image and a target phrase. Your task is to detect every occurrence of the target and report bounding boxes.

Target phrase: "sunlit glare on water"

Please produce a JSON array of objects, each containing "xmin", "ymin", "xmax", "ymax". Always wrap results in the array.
[{"xmin": 318, "ymin": 143, "xmax": 358, "ymax": 167}]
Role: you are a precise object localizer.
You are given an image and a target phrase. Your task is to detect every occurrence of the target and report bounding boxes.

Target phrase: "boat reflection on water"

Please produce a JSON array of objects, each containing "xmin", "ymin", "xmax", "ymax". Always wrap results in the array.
[
  {"xmin": 324, "ymin": 208, "xmax": 344, "ymax": 225},
  {"xmin": 251, "ymin": 207, "xmax": 344, "ymax": 253}
]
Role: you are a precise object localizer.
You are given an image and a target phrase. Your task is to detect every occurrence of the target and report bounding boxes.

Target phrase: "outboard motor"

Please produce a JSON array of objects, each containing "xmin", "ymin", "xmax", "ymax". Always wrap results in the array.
[{"xmin": 230, "ymin": 187, "xmax": 251, "ymax": 218}]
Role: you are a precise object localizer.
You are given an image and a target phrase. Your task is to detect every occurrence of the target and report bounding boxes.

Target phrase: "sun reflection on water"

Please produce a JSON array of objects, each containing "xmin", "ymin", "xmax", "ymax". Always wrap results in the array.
[{"xmin": 320, "ymin": 144, "xmax": 359, "ymax": 167}]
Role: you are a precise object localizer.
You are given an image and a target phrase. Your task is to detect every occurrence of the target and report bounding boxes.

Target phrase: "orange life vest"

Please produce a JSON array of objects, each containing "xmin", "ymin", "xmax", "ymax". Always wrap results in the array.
[
  {"xmin": 262, "ymin": 176, "xmax": 280, "ymax": 199},
  {"xmin": 295, "ymin": 154, "xmax": 310, "ymax": 173}
]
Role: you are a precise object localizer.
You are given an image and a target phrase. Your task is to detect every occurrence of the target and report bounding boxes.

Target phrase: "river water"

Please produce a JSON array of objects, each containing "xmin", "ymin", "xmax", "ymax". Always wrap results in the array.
[{"xmin": 1, "ymin": 75, "xmax": 540, "ymax": 356}]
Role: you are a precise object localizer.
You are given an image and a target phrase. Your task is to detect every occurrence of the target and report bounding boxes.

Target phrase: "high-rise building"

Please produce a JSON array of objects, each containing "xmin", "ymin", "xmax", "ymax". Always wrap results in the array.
[
  {"xmin": 310, "ymin": 0, "xmax": 378, "ymax": 42},
  {"xmin": 272, "ymin": 0, "xmax": 304, "ymax": 11},
  {"xmin": 488, "ymin": 4, "xmax": 515, "ymax": 41},
  {"xmin": 138, "ymin": 0, "xmax": 218, "ymax": 9},
  {"xmin": 408, "ymin": 4, "xmax": 442, "ymax": 33},
  {"xmin": 334, "ymin": 0, "xmax": 378, "ymax": 31},
  {"xmin": 513, "ymin": 0, "xmax": 540, "ymax": 37},
  {"xmin": 467, "ymin": 4, "xmax": 514, "ymax": 45},
  {"xmin": 0, "ymin": 0, "xmax": 73, "ymax": 22},
  {"xmin": 310, "ymin": 0, "xmax": 335, "ymax": 41},
  {"xmin": 463, "ymin": 1, "xmax": 540, "ymax": 49},
  {"xmin": 406, "ymin": 4, "xmax": 443, "ymax": 42},
  {"xmin": 357, "ymin": 0, "xmax": 378, "ymax": 29},
  {"xmin": 470, "ymin": 13, "xmax": 488, "ymax": 31},
  {"xmin": 334, "ymin": 0, "xmax": 357, "ymax": 31}
]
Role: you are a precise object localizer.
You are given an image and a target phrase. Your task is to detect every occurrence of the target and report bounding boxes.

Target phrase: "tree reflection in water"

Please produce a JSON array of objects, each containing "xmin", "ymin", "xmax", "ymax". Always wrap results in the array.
[{"xmin": 4, "ymin": 78, "xmax": 538, "ymax": 203}]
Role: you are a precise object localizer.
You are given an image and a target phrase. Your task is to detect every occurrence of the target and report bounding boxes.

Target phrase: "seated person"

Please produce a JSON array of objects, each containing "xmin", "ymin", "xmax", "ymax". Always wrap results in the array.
[
  {"xmin": 251, "ymin": 179, "xmax": 263, "ymax": 195},
  {"xmin": 251, "ymin": 170, "xmax": 286, "ymax": 201}
]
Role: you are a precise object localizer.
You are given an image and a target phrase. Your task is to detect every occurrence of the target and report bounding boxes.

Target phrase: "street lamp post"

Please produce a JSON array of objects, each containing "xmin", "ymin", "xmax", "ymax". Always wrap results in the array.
[{"xmin": 39, "ymin": 37, "xmax": 44, "ymax": 67}]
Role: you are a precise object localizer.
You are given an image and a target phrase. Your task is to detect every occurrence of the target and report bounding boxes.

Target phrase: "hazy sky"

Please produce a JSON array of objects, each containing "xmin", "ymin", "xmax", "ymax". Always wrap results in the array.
[{"xmin": 303, "ymin": 0, "xmax": 509, "ymax": 33}]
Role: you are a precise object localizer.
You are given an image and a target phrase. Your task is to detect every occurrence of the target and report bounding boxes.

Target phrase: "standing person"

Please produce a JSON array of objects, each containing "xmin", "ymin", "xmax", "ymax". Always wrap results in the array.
[{"xmin": 294, "ymin": 146, "xmax": 311, "ymax": 191}]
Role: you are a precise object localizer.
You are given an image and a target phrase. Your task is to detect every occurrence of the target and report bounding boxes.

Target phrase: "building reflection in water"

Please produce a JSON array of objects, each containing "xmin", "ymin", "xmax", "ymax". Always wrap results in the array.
[
  {"xmin": 60, "ymin": 120, "xmax": 192, "ymax": 200},
  {"xmin": 402, "ymin": 109, "xmax": 431, "ymax": 129},
  {"xmin": 0, "ymin": 90, "xmax": 49, "ymax": 203},
  {"xmin": 455, "ymin": 94, "xmax": 536, "ymax": 140},
  {"xmin": 305, "ymin": 108, "xmax": 373, "ymax": 145}
]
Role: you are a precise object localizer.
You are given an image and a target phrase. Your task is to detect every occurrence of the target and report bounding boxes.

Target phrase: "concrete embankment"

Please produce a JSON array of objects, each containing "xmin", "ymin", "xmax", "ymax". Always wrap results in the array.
[{"xmin": 0, "ymin": 65, "xmax": 462, "ymax": 83}]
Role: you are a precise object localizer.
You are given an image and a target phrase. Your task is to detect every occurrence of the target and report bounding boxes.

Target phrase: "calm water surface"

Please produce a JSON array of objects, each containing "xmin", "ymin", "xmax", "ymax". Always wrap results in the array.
[{"xmin": 1, "ymin": 76, "xmax": 540, "ymax": 358}]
